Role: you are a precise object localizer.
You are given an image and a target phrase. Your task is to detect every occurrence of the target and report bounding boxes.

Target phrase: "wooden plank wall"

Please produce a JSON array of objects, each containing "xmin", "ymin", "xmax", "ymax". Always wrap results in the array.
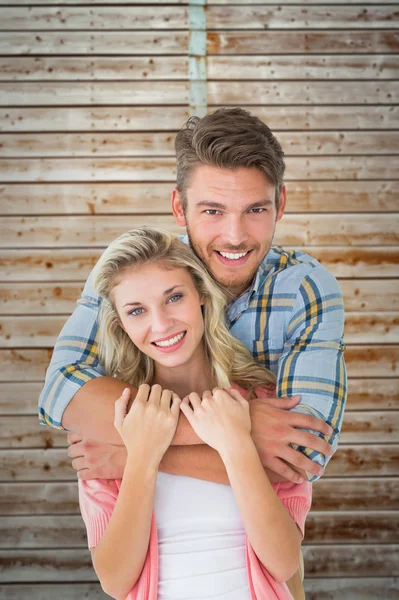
[{"xmin": 0, "ymin": 1, "xmax": 398, "ymax": 598}]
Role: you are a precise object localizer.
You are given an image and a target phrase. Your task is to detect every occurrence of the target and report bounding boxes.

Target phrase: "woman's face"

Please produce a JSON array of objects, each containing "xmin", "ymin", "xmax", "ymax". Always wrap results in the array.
[{"xmin": 112, "ymin": 262, "xmax": 206, "ymax": 369}]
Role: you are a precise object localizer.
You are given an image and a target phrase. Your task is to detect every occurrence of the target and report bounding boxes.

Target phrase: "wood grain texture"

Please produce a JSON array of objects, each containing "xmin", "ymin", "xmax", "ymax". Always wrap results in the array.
[
  {"xmin": 2, "ymin": 313, "xmax": 399, "ymax": 347},
  {"xmin": 2, "ymin": 55, "xmax": 398, "ymax": 81},
  {"xmin": 0, "ymin": 157, "xmax": 397, "ymax": 182},
  {"xmin": 207, "ymin": 31, "xmax": 399, "ymax": 55},
  {"xmin": 1, "ymin": 445, "xmax": 397, "ymax": 481},
  {"xmin": 1, "ymin": 132, "xmax": 398, "ymax": 157},
  {"xmin": 2, "ymin": 280, "xmax": 396, "ymax": 315},
  {"xmin": 2, "ymin": 214, "xmax": 398, "ymax": 248},
  {"xmin": 0, "ymin": 32, "xmax": 188, "ymax": 55},
  {"xmin": 1, "ymin": 511, "xmax": 397, "ymax": 548},
  {"xmin": 0, "ymin": 378, "xmax": 395, "ymax": 415},
  {"xmin": 2, "ymin": 411, "xmax": 397, "ymax": 448},
  {"xmin": 2, "ymin": 107, "xmax": 397, "ymax": 132},
  {"xmin": 304, "ymin": 578, "xmax": 399, "ymax": 600},
  {"xmin": 3, "ymin": 248, "xmax": 398, "ymax": 281},
  {"xmin": 2, "ymin": 81, "xmax": 397, "ymax": 107},
  {"xmin": 0, "ymin": 584, "xmax": 107, "ymax": 600},
  {"xmin": 2, "ymin": 182, "xmax": 398, "ymax": 214},
  {"xmin": 0, "ymin": 546, "xmax": 397, "ymax": 580}
]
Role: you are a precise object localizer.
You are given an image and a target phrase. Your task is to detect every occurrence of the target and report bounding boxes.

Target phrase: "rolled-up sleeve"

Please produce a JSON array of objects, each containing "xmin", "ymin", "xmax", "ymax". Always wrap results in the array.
[
  {"xmin": 277, "ymin": 266, "xmax": 347, "ymax": 481},
  {"xmin": 38, "ymin": 272, "xmax": 105, "ymax": 430}
]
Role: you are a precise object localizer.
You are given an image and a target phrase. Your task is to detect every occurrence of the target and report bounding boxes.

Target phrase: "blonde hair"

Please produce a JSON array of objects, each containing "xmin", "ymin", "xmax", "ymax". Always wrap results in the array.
[{"xmin": 93, "ymin": 227, "xmax": 275, "ymax": 394}]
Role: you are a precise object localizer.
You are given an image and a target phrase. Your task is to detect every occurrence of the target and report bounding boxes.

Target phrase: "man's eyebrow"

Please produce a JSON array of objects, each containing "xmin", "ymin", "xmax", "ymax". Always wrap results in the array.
[
  {"xmin": 122, "ymin": 285, "xmax": 185, "ymax": 308},
  {"xmin": 195, "ymin": 199, "xmax": 273, "ymax": 211}
]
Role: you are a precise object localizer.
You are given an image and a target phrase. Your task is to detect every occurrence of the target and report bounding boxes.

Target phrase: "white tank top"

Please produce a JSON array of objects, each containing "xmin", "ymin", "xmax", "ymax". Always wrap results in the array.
[{"xmin": 154, "ymin": 472, "xmax": 252, "ymax": 600}]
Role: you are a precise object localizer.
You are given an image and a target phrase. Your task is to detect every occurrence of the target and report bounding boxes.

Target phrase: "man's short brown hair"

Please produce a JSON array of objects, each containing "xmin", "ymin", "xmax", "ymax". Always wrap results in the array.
[{"xmin": 174, "ymin": 107, "xmax": 285, "ymax": 211}]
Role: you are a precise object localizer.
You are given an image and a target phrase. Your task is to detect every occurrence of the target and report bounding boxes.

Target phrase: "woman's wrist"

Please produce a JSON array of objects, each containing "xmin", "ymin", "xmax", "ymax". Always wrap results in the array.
[{"xmin": 219, "ymin": 432, "xmax": 258, "ymax": 466}]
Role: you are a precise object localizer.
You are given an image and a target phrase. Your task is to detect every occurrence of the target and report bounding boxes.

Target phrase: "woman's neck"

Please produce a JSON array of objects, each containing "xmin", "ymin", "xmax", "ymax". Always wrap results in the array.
[{"xmin": 152, "ymin": 343, "xmax": 216, "ymax": 399}]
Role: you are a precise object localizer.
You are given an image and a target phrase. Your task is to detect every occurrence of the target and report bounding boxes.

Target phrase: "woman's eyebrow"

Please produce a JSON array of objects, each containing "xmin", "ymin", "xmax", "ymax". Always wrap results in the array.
[{"xmin": 122, "ymin": 285, "xmax": 186, "ymax": 308}]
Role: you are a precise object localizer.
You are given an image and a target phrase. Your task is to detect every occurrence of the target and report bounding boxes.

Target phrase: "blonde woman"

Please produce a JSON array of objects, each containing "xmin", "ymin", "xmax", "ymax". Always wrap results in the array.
[{"xmin": 78, "ymin": 227, "xmax": 311, "ymax": 600}]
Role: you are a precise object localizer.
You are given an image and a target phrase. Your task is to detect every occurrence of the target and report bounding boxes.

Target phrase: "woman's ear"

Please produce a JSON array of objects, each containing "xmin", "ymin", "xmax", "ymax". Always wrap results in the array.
[
  {"xmin": 199, "ymin": 295, "xmax": 205, "ymax": 306},
  {"xmin": 117, "ymin": 318, "xmax": 126, "ymax": 332}
]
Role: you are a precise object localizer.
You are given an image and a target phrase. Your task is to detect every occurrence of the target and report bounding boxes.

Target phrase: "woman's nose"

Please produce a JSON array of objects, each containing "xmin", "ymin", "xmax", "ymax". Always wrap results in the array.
[{"xmin": 151, "ymin": 309, "xmax": 173, "ymax": 333}]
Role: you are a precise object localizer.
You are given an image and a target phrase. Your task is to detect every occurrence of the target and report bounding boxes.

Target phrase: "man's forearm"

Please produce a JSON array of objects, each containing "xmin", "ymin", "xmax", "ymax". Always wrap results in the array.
[{"xmin": 62, "ymin": 377, "xmax": 202, "ymax": 445}]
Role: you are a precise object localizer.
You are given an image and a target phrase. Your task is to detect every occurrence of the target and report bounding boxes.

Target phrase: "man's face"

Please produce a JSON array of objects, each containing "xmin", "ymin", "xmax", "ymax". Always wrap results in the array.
[{"xmin": 172, "ymin": 165, "xmax": 286, "ymax": 296}]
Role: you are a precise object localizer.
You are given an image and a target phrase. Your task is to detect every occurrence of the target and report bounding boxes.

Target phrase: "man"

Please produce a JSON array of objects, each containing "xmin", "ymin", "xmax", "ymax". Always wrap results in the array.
[{"xmin": 39, "ymin": 108, "xmax": 346, "ymax": 597}]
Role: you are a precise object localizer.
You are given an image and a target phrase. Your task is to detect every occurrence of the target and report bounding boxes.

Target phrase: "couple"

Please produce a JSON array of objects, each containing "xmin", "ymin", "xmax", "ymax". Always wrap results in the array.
[{"xmin": 39, "ymin": 108, "xmax": 346, "ymax": 599}]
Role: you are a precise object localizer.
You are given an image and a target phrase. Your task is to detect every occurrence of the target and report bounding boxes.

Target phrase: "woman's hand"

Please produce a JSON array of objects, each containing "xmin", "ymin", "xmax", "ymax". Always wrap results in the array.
[
  {"xmin": 180, "ymin": 387, "xmax": 251, "ymax": 456},
  {"xmin": 114, "ymin": 384, "xmax": 181, "ymax": 468}
]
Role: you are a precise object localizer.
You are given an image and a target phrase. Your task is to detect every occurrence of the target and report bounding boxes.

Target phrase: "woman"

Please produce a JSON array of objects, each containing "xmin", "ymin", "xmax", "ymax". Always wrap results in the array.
[{"xmin": 78, "ymin": 227, "xmax": 311, "ymax": 600}]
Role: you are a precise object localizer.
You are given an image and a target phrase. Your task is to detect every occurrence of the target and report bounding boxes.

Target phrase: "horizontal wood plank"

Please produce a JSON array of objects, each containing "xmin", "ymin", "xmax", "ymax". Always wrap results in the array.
[
  {"xmin": 207, "ymin": 6, "xmax": 399, "ymax": 30},
  {"xmin": 304, "ymin": 579, "xmax": 399, "ymax": 600},
  {"xmin": 2, "ymin": 313, "xmax": 399, "ymax": 347},
  {"xmin": 0, "ymin": 32, "xmax": 188, "ymax": 55},
  {"xmin": 2, "ymin": 478, "xmax": 398, "ymax": 515},
  {"xmin": 2, "ymin": 248, "xmax": 398, "ymax": 281},
  {"xmin": 1, "ymin": 510, "xmax": 397, "ymax": 548},
  {"xmin": 0, "ymin": 584, "xmax": 107, "ymax": 600},
  {"xmin": 1, "ymin": 107, "xmax": 397, "ymax": 132},
  {"xmin": 1, "ymin": 6, "xmax": 188, "ymax": 30},
  {"xmin": 2, "ymin": 410, "xmax": 398, "ymax": 448},
  {"xmin": 1, "ymin": 378, "xmax": 396, "ymax": 416},
  {"xmin": 0, "ymin": 157, "xmax": 397, "ymax": 182},
  {"xmin": 0, "ymin": 82, "xmax": 190, "ymax": 107},
  {"xmin": 1, "ymin": 132, "xmax": 398, "ymax": 158},
  {"xmin": 2, "ymin": 280, "xmax": 397, "ymax": 315},
  {"xmin": 2, "ymin": 81, "xmax": 397, "ymax": 107},
  {"xmin": 2, "ymin": 477, "xmax": 398, "ymax": 515},
  {"xmin": 1, "ymin": 445, "xmax": 397, "ymax": 481},
  {"xmin": 208, "ymin": 31, "xmax": 399, "ymax": 55},
  {"xmin": 208, "ymin": 81, "xmax": 398, "ymax": 106},
  {"xmin": 0, "ymin": 546, "xmax": 397, "ymax": 580},
  {"xmin": 2, "ymin": 55, "xmax": 399, "ymax": 82},
  {"xmin": 2, "ymin": 214, "xmax": 398, "ymax": 248},
  {"xmin": 2, "ymin": 182, "xmax": 398, "ymax": 214}
]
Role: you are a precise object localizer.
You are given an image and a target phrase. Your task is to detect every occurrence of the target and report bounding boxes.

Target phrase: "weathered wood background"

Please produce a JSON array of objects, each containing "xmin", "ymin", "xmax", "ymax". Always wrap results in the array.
[{"xmin": 0, "ymin": 1, "xmax": 398, "ymax": 599}]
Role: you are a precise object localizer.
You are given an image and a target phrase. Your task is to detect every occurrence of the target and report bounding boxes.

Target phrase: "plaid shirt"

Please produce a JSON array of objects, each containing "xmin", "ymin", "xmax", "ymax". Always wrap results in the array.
[{"xmin": 38, "ymin": 245, "xmax": 346, "ymax": 481}]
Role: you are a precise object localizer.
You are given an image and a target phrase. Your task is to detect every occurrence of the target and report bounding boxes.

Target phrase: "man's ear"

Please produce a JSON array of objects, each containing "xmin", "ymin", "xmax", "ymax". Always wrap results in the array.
[
  {"xmin": 171, "ymin": 188, "xmax": 187, "ymax": 227},
  {"xmin": 276, "ymin": 184, "xmax": 287, "ymax": 222}
]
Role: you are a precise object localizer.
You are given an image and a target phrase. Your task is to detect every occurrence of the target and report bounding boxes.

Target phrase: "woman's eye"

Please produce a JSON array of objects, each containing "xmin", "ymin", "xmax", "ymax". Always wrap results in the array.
[
  {"xmin": 129, "ymin": 307, "xmax": 144, "ymax": 316},
  {"xmin": 168, "ymin": 294, "xmax": 182, "ymax": 304}
]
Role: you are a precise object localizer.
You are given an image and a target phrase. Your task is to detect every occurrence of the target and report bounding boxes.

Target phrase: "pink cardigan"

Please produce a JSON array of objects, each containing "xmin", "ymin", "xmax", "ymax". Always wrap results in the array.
[
  {"xmin": 79, "ymin": 385, "xmax": 312, "ymax": 599},
  {"xmin": 79, "ymin": 475, "xmax": 311, "ymax": 600}
]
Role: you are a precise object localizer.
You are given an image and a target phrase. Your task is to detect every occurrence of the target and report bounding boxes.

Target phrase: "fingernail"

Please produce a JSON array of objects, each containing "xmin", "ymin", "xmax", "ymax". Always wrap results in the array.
[
  {"xmin": 292, "ymin": 395, "xmax": 300, "ymax": 400},
  {"xmin": 123, "ymin": 388, "xmax": 129, "ymax": 394},
  {"xmin": 318, "ymin": 468, "xmax": 324, "ymax": 476},
  {"xmin": 297, "ymin": 476, "xmax": 304, "ymax": 484}
]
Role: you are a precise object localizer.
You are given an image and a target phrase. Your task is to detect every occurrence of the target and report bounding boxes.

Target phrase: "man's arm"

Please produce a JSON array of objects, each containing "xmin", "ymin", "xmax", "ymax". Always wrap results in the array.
[{"xmin": 276, "ymin": 265, "xmax": 347, "ymax": 481}]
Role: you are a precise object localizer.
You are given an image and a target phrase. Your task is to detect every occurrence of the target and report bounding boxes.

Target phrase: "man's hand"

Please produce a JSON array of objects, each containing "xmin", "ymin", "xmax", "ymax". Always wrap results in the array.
[
  {"xmin": 249, "ymin": 395, "xmax": 334, "ymax": 483},
  {"xmin": 67, "ymin": 432, "xmax": 127, "ymax": 480}
]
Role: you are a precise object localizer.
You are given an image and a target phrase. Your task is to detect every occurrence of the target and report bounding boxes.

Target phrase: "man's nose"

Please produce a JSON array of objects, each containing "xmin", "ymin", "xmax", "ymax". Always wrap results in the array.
[{"xmin": 223, "ymin": 216, "xmax": 248, "ymax": 247}]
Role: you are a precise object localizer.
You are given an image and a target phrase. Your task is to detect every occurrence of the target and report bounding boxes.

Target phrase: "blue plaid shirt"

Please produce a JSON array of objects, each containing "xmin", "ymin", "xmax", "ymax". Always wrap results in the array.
[{"xmin": 38, "ymin": 245, "xmax": 346, "ymax": 481}]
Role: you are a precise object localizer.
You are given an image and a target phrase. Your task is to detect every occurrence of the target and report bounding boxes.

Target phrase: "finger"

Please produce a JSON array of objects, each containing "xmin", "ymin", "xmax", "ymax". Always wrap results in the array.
[
  {"xmin": 67, "ymin": 442, "xmax": 84, "ymax": 458},
  {"xmin": 260, "ymin": 395, "xmax": 301, "ymax": 409},
  {"xmin": 67, "ymin": 431, "xmax": 82, "ymax": 445},
  {"xmin": 135, "ymin": 383, "xmax": 151, "ymax": 403},
  {"xmin": 202, "ymin": 390, "xmax": 212, "ymax": 401},
  {"xmin": 223, "ymin": 387, "xmax": 247, "ymax": 405},
  {"xmin": 77, "ymin": 469, "xmax": 91, "ymax": 481},
  {"xmin": 71, "ymin": 457, "xmax": 87, "ymax": 472},
  {"xmin": 283, "ymin": 446, "xmax": 325, "ymax": 478},
  {"xmin": 266, "ymin": 458, "xmax": 305, "ymax": 484},
  {"xmin": 288, "ymin": 411, "xmax": 333, "ymax": 436},
  {"xmin": 161, "ymin": 389, "xmax": 173, "ymax": 411},
  {"xmin": 180, "ymin": 400, "xmax": 195, "ymax": 422},
  {"xmin": 171, "ymin": 393, "xmax": 182, "ymax": 416},
  {"xmin": 114, "ymin": 388, "xmax": 130, "ymax": 429},
  {"xmin": 293, "ymin": 431, "xmax": 334, "ymax": 456},
  {"xmin": 149, "ymin": 384, "xmax": 162, "ymax": 404},
  {"xmin": 188, "ymin": 392, "xmax": 202, "ymax": 410}
]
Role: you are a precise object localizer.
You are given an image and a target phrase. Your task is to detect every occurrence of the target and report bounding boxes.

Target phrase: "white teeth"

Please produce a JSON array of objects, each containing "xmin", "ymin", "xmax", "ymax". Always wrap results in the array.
[
  {"xmin": 153, "ymin": 332, "xmax": 185, "ymax": 348},
  {"xmin": 219, "ymin": 251, "xmax": 248, "ymax": 260}
]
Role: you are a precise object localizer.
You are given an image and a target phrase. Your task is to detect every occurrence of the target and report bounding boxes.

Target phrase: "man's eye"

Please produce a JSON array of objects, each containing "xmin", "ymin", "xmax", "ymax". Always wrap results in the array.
[
  {"xmin": 205, "ymin": 209, "xmax": 221, "ymax": 215},
  {"xmin": 249, "ymin": 208, "xmax": 265, "ymax": 214},
  {"xmin": 168, "ymin": 294, "xmax": 183, "ymax": 304},
  {"xmin": 129, "ymin": 308, "xmax": 144, "ymax": 316}
]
